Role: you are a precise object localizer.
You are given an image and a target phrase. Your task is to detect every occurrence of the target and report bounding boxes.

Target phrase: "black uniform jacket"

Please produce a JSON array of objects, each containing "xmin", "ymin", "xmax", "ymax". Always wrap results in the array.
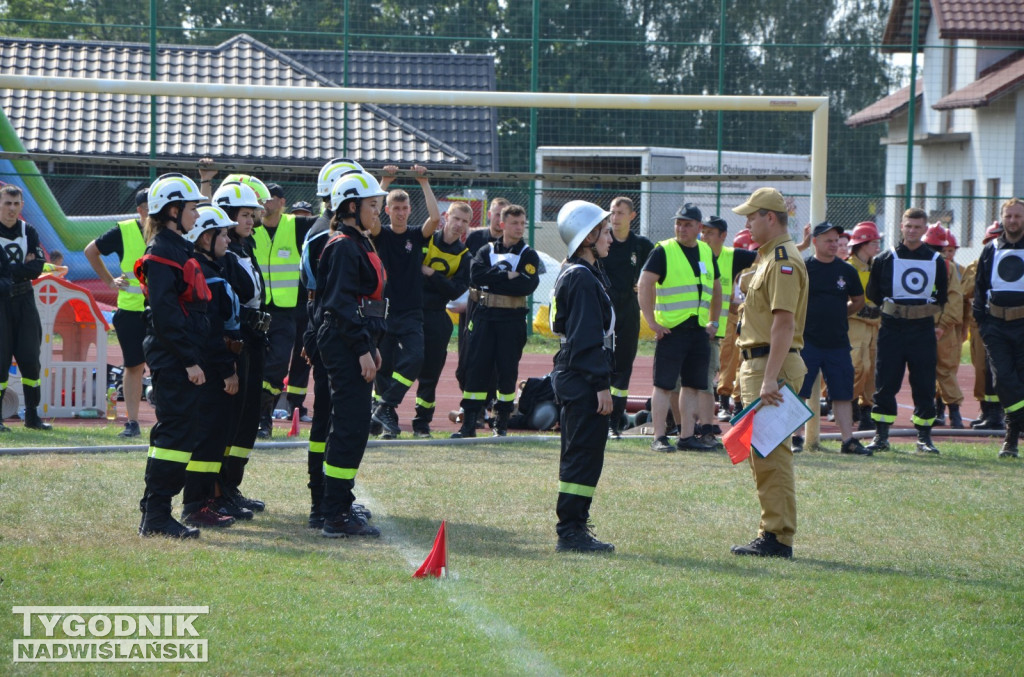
[
  {"xmin": 198, "ymin": 254, "xmax": 240, "ymax": 381},
  {"xmin": 551, "ymin": 257, "xmax": 615, "ymax": 393},
  {"xmin": 973, "ymin": 234, "xmax": 1024, "ymax": 323},
  {"xmin": 140, "ymin": 229, "xmax": 208, "ymax": 371},
  {"xmin": 469, "ymin": 239, "xmax": 541, "ymax": 318},
  {"xmin": 866, "ymin": 243, "xmax": 948, "ymax": 309},
  {"xmin": 312, "ymin": 224, "xmax": 387, "ymax": 357}
]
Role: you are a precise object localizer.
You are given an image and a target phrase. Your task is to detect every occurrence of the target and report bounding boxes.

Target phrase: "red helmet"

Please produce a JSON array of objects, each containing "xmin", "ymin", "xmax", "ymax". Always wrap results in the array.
[
  {"xmin": 983, "ymin": 221, "xmax": 1003, "ymax": 244},
  {"xmin": 945, "ymin": 230, "xmax": 958, "ymax": 249},
  {"xmin": 849, "ymin": 221, "xmax": 881, "ymax": 246},
  {"xmin": 922, "ymin": 223, "xmax": 950, "ymax": 247},
  {"xmin": 732, "ymin": 228, "xmax": 755, "ymax": 250}
]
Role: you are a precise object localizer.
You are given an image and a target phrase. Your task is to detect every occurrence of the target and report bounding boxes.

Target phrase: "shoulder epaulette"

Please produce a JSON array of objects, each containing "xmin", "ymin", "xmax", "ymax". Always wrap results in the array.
[{"xmin": 774, "ymin": 246, "xmax": 788, "ymax": 261}]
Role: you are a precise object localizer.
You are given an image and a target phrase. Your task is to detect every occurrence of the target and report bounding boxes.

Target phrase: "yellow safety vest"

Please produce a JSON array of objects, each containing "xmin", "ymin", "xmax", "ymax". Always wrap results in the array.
[
  {"xmin": 117, "ymin": 219, "xmax": 147, "ymax": 312},
  {"xmin": 424, "ymin": 235, "xmax": 467, "ymax": 279},
  {"xmin": 252, "ymin": 213, "xmax": 300, "ymax": 308},
  {"xmin": 715, "ymin": 246, "xmax": 734, "ymax": 338},
  {"xmin": 653, "ymin": 238, "xmax": 714, "ymax": 329}
]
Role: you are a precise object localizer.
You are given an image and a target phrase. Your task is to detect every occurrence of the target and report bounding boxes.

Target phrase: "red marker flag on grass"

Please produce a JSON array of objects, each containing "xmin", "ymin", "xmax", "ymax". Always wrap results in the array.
[
  {"xmin": 723, "ymin": 406, "xmax": 755, "ymax": 464},
  {"xmin": 413, "ymin": 520, "xmax": 448, "ymax": 578}
]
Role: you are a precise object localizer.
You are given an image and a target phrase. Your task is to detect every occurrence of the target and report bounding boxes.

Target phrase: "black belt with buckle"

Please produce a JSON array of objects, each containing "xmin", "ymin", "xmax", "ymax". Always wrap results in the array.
[{"xmin": 742, "ymin": 346, "xmax": 798, "ymax": 360}]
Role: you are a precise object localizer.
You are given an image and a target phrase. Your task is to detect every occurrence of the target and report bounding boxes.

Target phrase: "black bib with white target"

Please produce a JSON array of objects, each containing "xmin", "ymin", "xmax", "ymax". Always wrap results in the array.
[
  {"xmin": 889, "ymin": 248, "xmax": 937, "ymax": 301},
  {"xmin": 991, "ymin": 249, "xmax": 1024, "ymax": 293}
]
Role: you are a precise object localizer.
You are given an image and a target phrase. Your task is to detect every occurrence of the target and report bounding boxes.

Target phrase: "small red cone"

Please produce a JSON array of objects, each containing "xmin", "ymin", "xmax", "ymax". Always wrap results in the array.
[
  {"xmin": 413, "ymin": 520, "xmax": 448, "ymax": 578},
  {"xmin": 287, "ymin": 407, "xmax": 300, "ymax": 437}
]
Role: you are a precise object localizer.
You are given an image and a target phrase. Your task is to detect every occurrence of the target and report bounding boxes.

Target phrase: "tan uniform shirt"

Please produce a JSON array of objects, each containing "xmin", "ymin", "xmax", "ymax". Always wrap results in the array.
[{"xmin": 737, "ymin": 234, "xmax": 807, "ymax": 352}]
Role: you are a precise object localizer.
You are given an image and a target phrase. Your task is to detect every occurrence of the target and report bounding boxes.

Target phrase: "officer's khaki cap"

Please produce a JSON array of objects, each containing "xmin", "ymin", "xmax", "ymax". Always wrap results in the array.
[{"xmin": 732, "ymin": 187, "xmax": 787, "ymax": 215}]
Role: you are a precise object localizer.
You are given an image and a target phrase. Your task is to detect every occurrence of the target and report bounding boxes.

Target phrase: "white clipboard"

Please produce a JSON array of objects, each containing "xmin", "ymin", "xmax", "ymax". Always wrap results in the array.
[{"xmin": 730, "ymin": 383, "xmax": 813, "ymax": 457}]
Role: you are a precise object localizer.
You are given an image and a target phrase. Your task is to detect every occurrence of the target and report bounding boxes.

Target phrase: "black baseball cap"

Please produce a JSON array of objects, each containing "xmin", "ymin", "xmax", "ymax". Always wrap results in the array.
[
  {"xmin": 135, "ymin": 187, "xmax": 149, "ymax": 206},
  {"xmin": 812, "ymin": 221, "xmax": 843, "ymax": 237},
  {"xmin": 702, "ymin": 215, "xmax": 728, "ymax": 232},
  {"xmin": 674, "ymin": 202, "xmax": 703, "ymax": 222},
  {"xmin": 289, "ymin": 201, "xmax": 313, "ymax": 214},
  {"xmin": 266, "ymin": 183, "xmax": 286, "ymax": 198}
]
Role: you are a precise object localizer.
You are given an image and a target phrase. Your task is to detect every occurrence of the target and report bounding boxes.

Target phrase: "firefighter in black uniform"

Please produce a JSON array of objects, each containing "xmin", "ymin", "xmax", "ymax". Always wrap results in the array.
[
  {"xmin": 311, "ymin": 171, "xmax": 388, "ymax": 538},
  {"xmin": 603, "ymin": 196, "xmax": 654, "ymax": 437},
  {"xmin": 865, "ymin": 207, "xmax": 948, "ymax": 454},
  {"xmin": 0, "ymin": 184, "xmax": 50, "ymax": 431},
  {"xmin": 213, "ymin": 181, "xmax": 268, "ymax": 519},
  {"xmin": 550, "ymin": 200, "xmax": 616, "ymax": 553},
  {"xmin": 973, "ymin": 198, "xmax": 1024, "ymax": 457},
  {"xmin": 411, "ymin": 201, "xmax": 471, "ymax": 437},
  {"xmin": 135, "ymin": 173, "xmax": 207, "ymax": 538},
  {"xmin": 180, "ymin": 205, "xmax": 242, "ymax": 529},
  {"xmin": 452, "ymin": 204, "xmax": 541, "ymax": 438},
  {"xmin": 299, "ymin": 158, "xmax": 372, "ymax": 528}
]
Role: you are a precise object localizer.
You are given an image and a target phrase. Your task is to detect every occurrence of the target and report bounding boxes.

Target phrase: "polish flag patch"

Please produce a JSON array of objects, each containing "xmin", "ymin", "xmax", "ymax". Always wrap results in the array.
[{"xmin": 781, "ymin": 265, "xmax": 794, "ymax": 275}]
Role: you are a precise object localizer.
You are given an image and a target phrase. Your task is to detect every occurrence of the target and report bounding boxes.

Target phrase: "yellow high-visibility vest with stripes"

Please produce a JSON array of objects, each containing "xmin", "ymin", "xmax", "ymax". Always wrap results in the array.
[
  {"xmin": 117, "ymin": 219, "xmax": 147, "ymax": 312},
  {"xmin": 653, "ymin": 238, "xmax": 713, "ymax": 329},
  {"xmin": 253, "ymin": 213, "xmax": 300, "ymax": 308}
]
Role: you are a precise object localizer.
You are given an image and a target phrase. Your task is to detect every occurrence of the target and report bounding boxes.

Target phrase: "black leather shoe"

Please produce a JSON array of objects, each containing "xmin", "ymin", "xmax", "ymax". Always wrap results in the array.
[
  {"xmin": 650, "ymin": 436, "xmax": 674, "ymax": 453},
  {"xmin": 731, "ymin": 532, "xmax": 792, "ymax": 558},
  {"xmin": 676, "ymin": 435, "xmax": 716, "ymax": 452},
  {"xmin": 840, "ymin": 438, "xmax": 872, "ymax": 456},
  {"xmin": 556, "ymin": 525, "xmax": 614, "ymax": 553},
  {"xmin": 791, "ymin": 435, "xmax": 804, "ymax": 453},
  {"xmin": 322, "ymin": 513, "xmax": 381, "ymax": 538},
  {"xmin": 139, "ymin": 517, "xmax": 200, "ymax": 539}
]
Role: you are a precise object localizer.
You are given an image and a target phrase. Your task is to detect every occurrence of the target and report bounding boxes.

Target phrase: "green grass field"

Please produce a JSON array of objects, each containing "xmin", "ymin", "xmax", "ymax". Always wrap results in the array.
[{"xmin": 2, "ymin": 432, "xmax": 1022, "ymax": 675}]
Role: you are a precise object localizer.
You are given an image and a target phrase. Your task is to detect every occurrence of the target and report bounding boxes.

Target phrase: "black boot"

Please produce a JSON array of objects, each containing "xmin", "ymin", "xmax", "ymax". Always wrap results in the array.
[
  {"xmin": 915, "ymin": 424, "xmax": 940, "ymax": 454},
  {"xmin": 999, "ymin": 418, "xmax": 1020, "ymax": 458},
  {"xmin": 947, "ymin": 403, "xmax": 964, "ymax": 429},
  {"xmin": 716, "ymin": 394, "xmax": 732, "ymax": 421},
  {"xmin": 865, "ymin": 422, "xmax": 890, "ymax": 453},
  {"xmin": 308, "ymin": 484, "xmax": 325, "ymax": 529},
  {"xmin": 971, "ymin": 401, "xmax": 991, "ymax": 428},
  {"xmin": 22, "ymin": 386, "xmax": 51, "ymax": 430},
  {"xmin": 492, "ymin": 410, "xmax": 509, "ymax": 437},
  {"xmin": 933, "ymin": 397, "xmax": 946, "ymax": 427},
  {"xmin": 24, "ymin": 408, "xmax": 52, "ymax": 431},
  {"xmin": 257, "ymin": 391, "xmax": 274, "ymax": 438},
  {"xmin": 975, "ymin": 402, "xmax": 1005, "ymax": 430},
  {"xmin": 858, "ymin": 405, "xmax": 876, "ymax": 431},
  {"xmin": 140, "ymin": 496, "xmax": 199, "ymax": 539},
  {"xmin": 450, "ymin": 407, "xmax": 479, "ymax": 438},
  {"xmin": 609, "ymin": 397, "xmax": 626, "ymax": 438}
]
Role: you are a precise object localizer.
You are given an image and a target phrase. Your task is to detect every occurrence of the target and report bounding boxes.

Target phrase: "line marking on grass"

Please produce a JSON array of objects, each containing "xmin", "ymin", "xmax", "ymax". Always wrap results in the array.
[{"xmin": 357, "ymin": 489, "xmax": 562, "ymax": 677}]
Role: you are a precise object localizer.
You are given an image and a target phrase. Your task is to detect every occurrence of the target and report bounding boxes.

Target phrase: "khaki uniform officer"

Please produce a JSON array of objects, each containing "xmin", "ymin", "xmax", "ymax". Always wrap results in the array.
[{"xmin": 730, "ymin": 188, "xmax": 808, "ymax": 559}]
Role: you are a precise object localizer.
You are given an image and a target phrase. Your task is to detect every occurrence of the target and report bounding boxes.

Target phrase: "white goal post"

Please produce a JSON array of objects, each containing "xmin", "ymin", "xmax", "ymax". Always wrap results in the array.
[{"xmin": 0, "ymin": 74, "xmax": 830, "ymax": 224}]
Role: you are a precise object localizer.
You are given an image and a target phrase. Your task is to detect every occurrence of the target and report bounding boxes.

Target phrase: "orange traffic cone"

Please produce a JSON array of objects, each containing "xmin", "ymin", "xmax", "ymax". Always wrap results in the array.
[
  {"xmin": 413, "ymin": 520, "xmax": 448, "ymax": 578},
  {"xmin": 287, "ymin": 407, "xmax": 300, "ymax": 437}
]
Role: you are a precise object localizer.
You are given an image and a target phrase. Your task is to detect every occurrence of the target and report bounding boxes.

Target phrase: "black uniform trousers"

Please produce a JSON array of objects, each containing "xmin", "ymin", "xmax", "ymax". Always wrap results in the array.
[
  {"xmin": 319, "ymin": 322, "xmax": 373, "ymax": 519},
  {"xmin": 552, "ymin": 370, "xmax": 607, "ymax": 536},
  {"xmin": 141, "ymin": 367, "xmax": 201, "ymax": 522},
  {"xmin": 0, "ymin": 291, "xmax": 43, "ymax": 411},
  {"xmin": 413, "ymin": 308, "xmax": 452, "ymax": 428},
  {"xmin": 460, "ymin": 309, "xmax": 527, "ymax": 416},
  {"xmin": 183, "ymin": 377, "xmax": 233, "ymax": 509},
  {"xmin": 307, "ymin": 354, "xmax": 331, "ymax": 512},
  {"xmin": 223, "ymin": 330, "xmax": 264, "ymax": 489},
  {"xmin": 456, "ymin": 298, "xmax": 496, "ymax": 403},
  {"xmin": 286, "ymin": 306, "xmax": 312, "ymax": 412},
  {"xmin": 871, "ymin": 317, "xmax": 937, "ymax": 426},
  {"xmin": 610, "ymin": 297, "xmax": 640, "ymax": 417},
  {"xmin": 262, "ymin": 305, "xmax": 297, "ymax": 412},
  {"xmin": 375, "ymin": 308, "xmax": 425, "ymax": 408},
  {"xmin": 980, "ymin": 316, "xmax": 1024, "ymax": 421}
]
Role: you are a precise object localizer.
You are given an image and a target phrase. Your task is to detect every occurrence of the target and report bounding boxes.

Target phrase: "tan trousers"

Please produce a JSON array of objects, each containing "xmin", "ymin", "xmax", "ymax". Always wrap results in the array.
[
  {"xmin": 935, "ymin": 326, "xmax": 964, "ymax": 405},
  {"xmin": 848, "ymin": 319, "xmax": 878, "ymax": 408},
  {"xmin": 739, "ymin": 352, "xmax": 806, "ymax": 547},
  {"xmin": 717, "ymin": 307, "xmax": 741, "ymax": 398}
]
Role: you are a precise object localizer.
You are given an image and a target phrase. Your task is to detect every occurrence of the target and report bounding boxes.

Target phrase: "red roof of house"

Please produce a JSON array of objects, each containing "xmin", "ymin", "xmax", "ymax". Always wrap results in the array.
[
  {"xmin": 884, "ymin": 0, "xmax": 1024, "ymax": 51},
  {"xmin": 933, "ymin": 52, "xmax": 1024, "ymax": 109},
  {"xmin": 845, "ymin": 80, "xmax": 923, "ymax": 127}
]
